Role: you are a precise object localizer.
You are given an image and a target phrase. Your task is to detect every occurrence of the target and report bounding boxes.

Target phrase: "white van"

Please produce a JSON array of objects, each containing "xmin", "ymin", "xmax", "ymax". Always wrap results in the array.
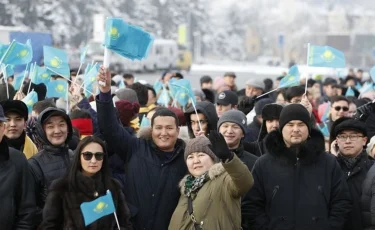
[{"xmin": 86, "ymin": 39, "xmax": 178, "ymax": 72}]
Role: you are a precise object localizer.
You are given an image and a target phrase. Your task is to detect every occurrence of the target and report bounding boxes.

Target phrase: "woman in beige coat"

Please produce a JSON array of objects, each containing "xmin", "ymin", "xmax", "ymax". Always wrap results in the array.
[{"xmin": 169, "ymin": 131, "xmax": 254, "ymax": 230}]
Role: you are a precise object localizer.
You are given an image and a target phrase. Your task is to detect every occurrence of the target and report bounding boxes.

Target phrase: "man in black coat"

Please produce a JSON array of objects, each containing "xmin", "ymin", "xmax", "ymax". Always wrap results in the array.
[
  {"xmin": 333, "ymin": 119, "xmax": 373, "ymax": 230},
  {"xmin": 28, "ymin": 107, "xmax": 74, "ymax": 226},
  {"xmin": 217, "ymin": 109, "xmax": 258, "ymax": 230},
  {"xmin": 249, "ymin": 104, "xmax": 352, "ymax": 230},
  {"xmin": 0, "ymin": 104, "xmax": 36, "ymax": 229},
  {"xmin": 96, "ymin": 66, "xmax": 187, "ymax": 230}
]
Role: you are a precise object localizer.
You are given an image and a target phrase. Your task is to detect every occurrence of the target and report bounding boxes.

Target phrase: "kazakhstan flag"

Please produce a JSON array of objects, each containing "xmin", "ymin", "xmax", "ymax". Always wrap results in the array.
[
  {"xmin": 1, "ymin": 40, "xmax": 32, "ymax": 65},
  {"xmin": 80, "ymin": 190, "xmax": 115, "ymax": 226},
  {"xmin": 30, "ymin": 64, "xmax": 51, "ymax": 85},
  {"xmin": 308, "ymin": 45, "xmax": 345, "ymax": 68},
  {"xmin": 169, "ymin": 79, "xmax": 196, "ymax": 106},
  {"xmin": 43, "ymin": 46, "xmax": 70, "ymax": 78},
  {"xmin": 46, "ymin": 80, "xmax": 68, "ymax": 98},
  {"xmin": 22, "ymin": 91, "xmax": 38, "ymax": 113},
  {"xmin": 278, "ymin": 65, "xmax": 300, "ymax": 89}
]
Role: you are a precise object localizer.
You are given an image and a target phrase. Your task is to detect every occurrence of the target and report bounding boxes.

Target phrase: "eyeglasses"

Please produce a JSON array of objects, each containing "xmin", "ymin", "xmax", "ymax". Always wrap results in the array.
[
  {"xmin": 333, "ymin": 106, "xmax": 349, "ymax": 112},
  {"xmin": 337, "ymin": 134, "xmax": 364, "ymax": 142},
  {"xmin": 81, "ymin": 152, "xmax": 105, "ymax": 161}
]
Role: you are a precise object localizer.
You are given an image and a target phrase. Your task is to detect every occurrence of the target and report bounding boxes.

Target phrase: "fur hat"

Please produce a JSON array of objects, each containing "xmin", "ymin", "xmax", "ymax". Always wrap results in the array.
[{"xmin": 184, "ymin": 136, "xmax": 218, "ymax": 162}]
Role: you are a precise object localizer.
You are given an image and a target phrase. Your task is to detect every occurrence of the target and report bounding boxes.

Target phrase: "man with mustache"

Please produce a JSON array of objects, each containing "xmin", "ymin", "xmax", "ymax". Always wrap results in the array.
[{"xmin": 248, "ymin": 104, "xmax": 352, "ymax": 230}]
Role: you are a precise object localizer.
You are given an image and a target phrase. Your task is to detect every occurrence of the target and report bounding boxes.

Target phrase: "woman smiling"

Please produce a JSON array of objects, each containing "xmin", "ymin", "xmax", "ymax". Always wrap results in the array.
[{"xmin": 169, "ymin": 131, "xmax": 253, "ymax": 229}]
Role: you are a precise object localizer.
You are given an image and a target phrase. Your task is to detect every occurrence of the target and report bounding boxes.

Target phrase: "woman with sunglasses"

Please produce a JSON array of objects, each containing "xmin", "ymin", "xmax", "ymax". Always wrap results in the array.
[{"xmin": 41, "ymin": 136, "xmax": 132, "ymax": 230}]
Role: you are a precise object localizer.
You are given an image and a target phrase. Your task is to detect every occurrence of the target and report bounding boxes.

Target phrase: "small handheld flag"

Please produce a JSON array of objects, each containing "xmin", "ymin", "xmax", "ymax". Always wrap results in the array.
[
  {"xmin": 22, "ymin": 91, "xmax": 38, "ymax": 113},
  {"xmin": 43, "ymin": 46, "xmax": 70, "ymax": 78},
  {"xmin": 80, "ymin": 190, "xmax": 116, "ymax": 226},
  {"xmin": 1, "ymin": 40, "xmax": 33, "ymax": 66},
  {"xmin": 370, "ymin": 66, "xmax": 375, "ymax": 83},
  {"xmin": 278, "ymin": 65, "xmax": 300, "ymax": 89},
  {"xmin": 307, "ymin": 45, "xmax": 345, "ymax": 68},
  {"xmin": 46, "ymin": 80, "xmax": 68, "ymax": 98}
]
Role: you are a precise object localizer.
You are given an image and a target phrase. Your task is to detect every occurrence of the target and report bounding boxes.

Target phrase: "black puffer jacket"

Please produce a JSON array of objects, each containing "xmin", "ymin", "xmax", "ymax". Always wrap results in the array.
[
  {"xmin": 184, "ymin": 101, "xmax": 218, "ymax": 138},
  {"xmin": 362, "ymin": 162, "xmax": 375, "ymax": 229},
  {"xmin": 28, "ymin": 107, "xmax": 74, "ymax": 226},
  {"xmin": 41, "ymin": 172, "xmax": 132, "ymax": 230},
  {"xmin": 337, "ymin": 151, "xmax": 373, "ymax": 230},
  {"xmin": 0, "ymin": 139, "xmax": 36, "ymax": 230},
  {"xmin": 248, "ymin": 129, "xmax": 352, "ymax": 230},
  {"xmin": 97, "ymin": 97, "xmax": 187, "ymax": 230}
]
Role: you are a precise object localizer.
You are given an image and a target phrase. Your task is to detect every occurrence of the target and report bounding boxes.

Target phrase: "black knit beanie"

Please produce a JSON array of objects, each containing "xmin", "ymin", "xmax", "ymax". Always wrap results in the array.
[{"xmin": 279, "ymin": 104, "xmax": 311, "ymax": 133}]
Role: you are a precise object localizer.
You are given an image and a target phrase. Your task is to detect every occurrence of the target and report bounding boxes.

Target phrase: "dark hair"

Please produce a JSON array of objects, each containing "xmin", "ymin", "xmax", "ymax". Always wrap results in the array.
[
  {"xmin": 264, "ymin": 78, "xmax": 273, "ymax": 93},
  {"xmin": 330, "ymin": 96, "xmax": 349, "ymax": 104},
  {"xmin": 67, "ymin": 136, "xmax": 111, "ymax": 191},
  {"xmin": 323, "ymin": 77, "xmax": 337, "ymax": 86},
  {"xmin": 357, "ymin": 69, "xmax": 363, "ymax": 73},
  {"xmin": 174, "ymin": 72, "xmax": 184, "ymax": 79},
  {"xmin": 151, "ymin": 108, "xmax": 179, "ymax": 127},
  {"xmin": 200, "ymin": 76, "xmax": 212, "ymax": 84},
  {"xmin": 111, "ymin": 80, "xmax": 117, "ymax": 86},
  {"xmin": 32, "ymin": 100, "xmax": 56, "ymax": 114},
  {"xmin": 307, "ymin": 79, "xmax": 316, "ymax": 88},
  {"xmin": 224, "ymin": 72, "xmax": 236, "ymax": 78},
  {"xmin": 344, "ymin": 76, "xmax": 356, "ymax": 84},
  {"xmin": 69, "ymin": 109, "xmax": 92, "ymax": 120},
  {"xmin": 285, "ymin": 86, "xmax": 305, "ymax": 102},
  {"xmin": 123, "ymin": 73, "xmax": 134, "ymax": 79},
  {"xmin": 130, "ymin": 82, "xmax": 148, "ymax": 106}
]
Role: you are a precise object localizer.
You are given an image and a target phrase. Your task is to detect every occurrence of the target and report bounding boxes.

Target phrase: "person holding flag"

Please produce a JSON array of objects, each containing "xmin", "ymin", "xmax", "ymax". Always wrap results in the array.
[
  {"xmin": 96, "ymin": 66, "xmax": 187, "ymax": 229},
  {"xmin": 41, "ymin": 136, "xmax": 132, "ymax": 229}
]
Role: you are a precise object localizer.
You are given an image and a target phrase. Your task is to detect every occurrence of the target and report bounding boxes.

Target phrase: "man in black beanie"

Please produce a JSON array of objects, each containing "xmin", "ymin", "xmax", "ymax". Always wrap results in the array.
[{"xmin": 248, "ymin": 104, "xmax": 352, "ymax": 230}]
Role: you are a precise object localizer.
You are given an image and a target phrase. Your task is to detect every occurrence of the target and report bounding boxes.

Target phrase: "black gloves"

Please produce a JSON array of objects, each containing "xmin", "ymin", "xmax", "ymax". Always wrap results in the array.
[
  {"xmin": 238, "ymin": 96, "xmax": 257, "ymax": 115},
  {"xmin": 355, "ymin": 101, "xmax": 375, "ymax": 122},
  {"xmin": 208, "ymin": 131, "xmax": 233, "ymax": 162}
]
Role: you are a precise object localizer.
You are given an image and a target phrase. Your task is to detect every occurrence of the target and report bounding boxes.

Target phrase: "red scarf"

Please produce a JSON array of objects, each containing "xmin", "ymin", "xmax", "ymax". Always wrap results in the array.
[{"xmin": 71, "ymin": 118, "xmax": 93, "ymax": 136}]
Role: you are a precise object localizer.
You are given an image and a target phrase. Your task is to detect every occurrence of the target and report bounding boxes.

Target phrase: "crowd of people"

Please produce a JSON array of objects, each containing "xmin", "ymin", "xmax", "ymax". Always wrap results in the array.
[{"xmin": 1, "ymin": 65, "xmax": 375, "ymax": 229}]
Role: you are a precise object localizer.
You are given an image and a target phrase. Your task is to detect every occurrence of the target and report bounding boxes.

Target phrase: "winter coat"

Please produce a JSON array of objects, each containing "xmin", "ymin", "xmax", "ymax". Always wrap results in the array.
[
  {"xmin": 168, "ymin": 155, "xmax": 253, "ymax": 230},
  {"xmin": 232, "ymin": 144, "xmax": 258, "ymax": 230},
  {"xmin": 362, "ymin": 162, "xmax": 375, "ymax": 229},
  {"xmin": 248, "ymin": 129, "xmax": 352, "ymax": 230},
  {"xmin": 337, "ymin": 151, "xmax": 373, "ymax": 230},
  {"xmin": 96, "ymin": 97, "xmax": 187, "ymax": 230},
  {"xmin": 0, "ymin": 139, "xmax": 36, "ymax": 230},
  {"xmin": 246, "ymin": 116, "xmax": 261, "ymax": 143},
  {"xmin": 245, "ymin": 118, "xmax": 269, "ymax": 156},
  {"xmin": 28, "ymin": 107, "xmax": 74, "ymax": 225},
  {"xmin": 40, "ymin": 172, "xmax": 132, "ymax": 230},
  {"xmin": 184, "ymin": 101, "xmax": 218, "ymax": 139}
]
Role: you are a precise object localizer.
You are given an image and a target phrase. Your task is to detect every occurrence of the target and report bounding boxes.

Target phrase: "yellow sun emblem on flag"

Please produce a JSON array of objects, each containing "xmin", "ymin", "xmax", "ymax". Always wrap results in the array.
[
  {"xmin": 41, "ymin": 73, "xmax": 49, "ymax": 79},
  {"xmin": 56, "ymin": 84, "xmax": 65, "ymax": 93},
  {"xmin": 17, "ymin": 49, "xmax": 29, "ymax": 58},
  {"xmin": 94, "ymin": 201, "xmax": 108, "ymax": 213},
  {"xmin": 109, "ymin": 27, "xmax": 120, "ymax": 40},
  {"xmin": 50, "ymin": 57, "xmax": 62, "ymax": 68},
  {"xmin": 26, "ymin": 100, "xmax": 33, "ymax": 106},
  {"xmin": 180, "ymin": 92, "xmax": 186, "ymax": 98},
  {"xmin": 91, "ymin": 77, "xmax": 96, "ymax": 83},
  {"xmin": 321, "ymin": 50, "xmax": 335, "ymax": 62}
]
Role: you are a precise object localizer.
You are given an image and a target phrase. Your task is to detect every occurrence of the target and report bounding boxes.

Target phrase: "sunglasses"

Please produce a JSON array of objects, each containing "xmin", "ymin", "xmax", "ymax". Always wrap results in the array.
[
  {"xmin": 333, "ymin": 106, "xmax": 349, "ymax": 112},
  {"xmin": 81, "ymin": 152, "xmax": 105, "ymax": 161}
]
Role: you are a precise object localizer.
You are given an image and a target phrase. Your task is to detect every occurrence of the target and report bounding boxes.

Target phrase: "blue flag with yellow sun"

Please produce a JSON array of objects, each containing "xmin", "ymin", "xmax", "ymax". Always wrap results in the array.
[
  {"xmin": 43, "ymin": 46, "xmax": 70, "ymax": 78},
  {"xmin": 169, "ymin": 79, "xmax": 196, "ymax": 107},
  {"xmin": 278, "ymin": 65, "xmax": 300, "ymax": 89},
  {"xmin": 308, "ymin": 45, "xmax": 345, "ymax": 68},
  {"xmin": 30, "ymin": 64, "xmax": 51, "ymax": 85},
  {"xmin": 104, "ymin": 18, "xmax": 154, "ymax": 60},
  {"xmin": 46, "ymin": 80, "xmax": 68, "ymax": 98},
  {"xmin": 80, "ymin": 190, "xmax": 115, "ymax": 226},
  {"xmin": 1, "ymin": 40, "xmax": 32, "ymax": 66},
  {"xmin": 22, "ymin": 91, "xmax": 38, "ymax": 113}
]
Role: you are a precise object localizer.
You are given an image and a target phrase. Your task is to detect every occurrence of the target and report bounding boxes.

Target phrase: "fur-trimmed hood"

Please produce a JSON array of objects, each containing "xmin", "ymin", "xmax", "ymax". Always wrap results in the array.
[
  {"xmin": 178, "ymin": 162, "xmax": 226, "ymax": 194},
  {"xmin": 264, "ymin": 128, "xmax": 325, "ymax": 165}
]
